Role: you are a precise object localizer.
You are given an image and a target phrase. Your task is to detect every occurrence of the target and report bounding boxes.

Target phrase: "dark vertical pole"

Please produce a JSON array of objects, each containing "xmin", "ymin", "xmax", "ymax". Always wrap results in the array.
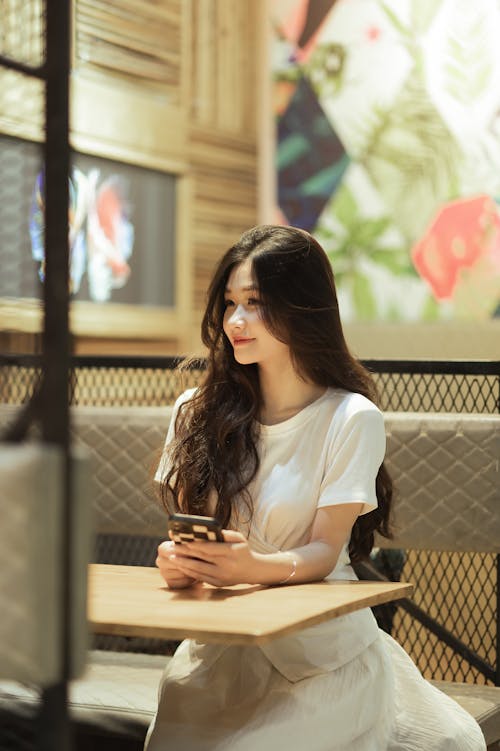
[
  {"xmin": 43, "ymin": 0, "xmax": 71, "ymax": 418},
  {"xmin": 38, "ymin": 0, "xmax": 72, "ymax": 748}
]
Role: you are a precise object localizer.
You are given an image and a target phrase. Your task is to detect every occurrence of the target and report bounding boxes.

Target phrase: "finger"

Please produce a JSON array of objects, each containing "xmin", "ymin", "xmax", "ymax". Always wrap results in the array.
[
  {"xmin": 182, "ymin": 541, "xmax": 228, "ymax": 560},
  {"xmin": 156, "ymin": 551, "xmax": 183, "ymax": 567},
  {"xmin": 165, "ymin": 574, "xmax": 196, "ymax": 589},
  {"xmin": 221, "ymin": 529, "xmax": 246, "ymax": 543},
  {"xmin": 169, "ymin": 545, "xmax": 200, "ymax": 561},
  {"xmin": 167, "ymin": 581, "xmax": 193, "ymax": 590},
  {"xmin": 174, "ymin": 556, "xmax": 217, "ymax": 579},
  {"xmin": 157, "ymin": 562, "xmax": 195, "ymax": 584},
  {"xmin": 156, "ymin": 555, "xmax": 171, "ymax": 569},
  {"xmin": 164, "ymin": 572, "xmax": 192, "ymax": 584},
  {"xmin": 157, "ymin": 540, "xmax": 175, "ymax": 557}
]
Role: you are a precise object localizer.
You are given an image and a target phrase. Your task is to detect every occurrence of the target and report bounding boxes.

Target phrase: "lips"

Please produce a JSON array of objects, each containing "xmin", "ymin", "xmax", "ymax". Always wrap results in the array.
[{"xmin": 233, "ymin": 337, "xmax": 255, "ymax": 346}]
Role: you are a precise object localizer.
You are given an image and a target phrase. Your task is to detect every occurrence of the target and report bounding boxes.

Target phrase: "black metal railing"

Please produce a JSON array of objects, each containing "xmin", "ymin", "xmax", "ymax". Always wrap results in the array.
[
  {"xmin": 2, "ymin": 355, "xmax": 499, "ymax": 412},
  {"xmin": 364, "ymin": 359, "xmax": 500, "ymax": 414}
]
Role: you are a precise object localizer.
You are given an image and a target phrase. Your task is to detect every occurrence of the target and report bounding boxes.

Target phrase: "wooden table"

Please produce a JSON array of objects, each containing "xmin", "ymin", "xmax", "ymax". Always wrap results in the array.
[{"xmin": 88, "ymin": 564, "xmax": 413, "ymax": 645}]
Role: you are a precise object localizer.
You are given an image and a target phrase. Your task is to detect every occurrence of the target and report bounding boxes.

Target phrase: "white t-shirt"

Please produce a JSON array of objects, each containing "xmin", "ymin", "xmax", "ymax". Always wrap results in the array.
[
  {"xmin": 156, "ymin": 386, "xmax": 385, "ymax": 579},
  {"xmin": 156, "ymin": 387, "xmax": 386, "ymax": 679}
]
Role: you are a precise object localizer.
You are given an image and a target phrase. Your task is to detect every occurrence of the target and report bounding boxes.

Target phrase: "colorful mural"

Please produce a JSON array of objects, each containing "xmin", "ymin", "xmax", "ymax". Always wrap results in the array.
[
  {"xmin": 272, "ymin": 0, "xmax": 500, "ymax": 321},
  {"xmin": 30, "ymin": 167, "xmax": 134, "ymax": 303}
]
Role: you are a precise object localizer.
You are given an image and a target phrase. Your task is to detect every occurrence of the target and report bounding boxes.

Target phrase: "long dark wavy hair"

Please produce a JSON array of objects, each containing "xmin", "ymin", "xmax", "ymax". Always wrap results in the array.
[{"xmin": 160, "ymin": 225, "xmax": 392, "ymax": 562}]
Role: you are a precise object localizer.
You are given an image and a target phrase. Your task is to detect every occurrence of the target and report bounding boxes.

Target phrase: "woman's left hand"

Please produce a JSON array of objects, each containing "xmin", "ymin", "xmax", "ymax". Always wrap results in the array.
[{"xmin": 171, "ymin": 529, "xmax": 258, "ymax": 587}]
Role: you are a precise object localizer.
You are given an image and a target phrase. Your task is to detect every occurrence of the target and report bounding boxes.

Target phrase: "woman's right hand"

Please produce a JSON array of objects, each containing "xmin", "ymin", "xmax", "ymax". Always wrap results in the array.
[{"xmin": 156, "ymin": 540, "xmax": 197, "ymax": 589}]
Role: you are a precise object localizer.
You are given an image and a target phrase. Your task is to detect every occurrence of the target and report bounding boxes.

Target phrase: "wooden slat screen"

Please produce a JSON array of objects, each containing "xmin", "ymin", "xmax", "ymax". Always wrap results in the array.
[
  {"xmin": 75, "ymin": 0, "xmax": 183, "ymax": 96},
  {"xmin": 190, "ymin": 0, "xmax": 257, "ymax": 133},
  {"xmin": 190, "ymin": 127, "xmax": 258, "ymax": 309},
  {"xmin": 0, "ymin": 0, "xmax": 45, "ymax": 66}
]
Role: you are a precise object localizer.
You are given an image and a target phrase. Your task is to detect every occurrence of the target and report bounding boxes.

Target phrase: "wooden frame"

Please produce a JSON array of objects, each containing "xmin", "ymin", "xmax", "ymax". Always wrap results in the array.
[
  {"xmin": 0, "ymin": 0, "xmax": 193, "ymax": 351},
  {"xmin": 0, "ymin": 128, "xmax": 192, "ymax": 348}
]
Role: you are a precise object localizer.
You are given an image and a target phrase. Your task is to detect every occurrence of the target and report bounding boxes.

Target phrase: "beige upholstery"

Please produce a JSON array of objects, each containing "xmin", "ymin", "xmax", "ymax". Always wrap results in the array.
[
  {"xmin": 382, "ymin": 413, "xmax": 500, "ymax": 553},
  {"xmin": 0, "ymin": 443, "xmax": 91, "ymax": 685},
  {"xmin": 72, "ymin": 405, "xmax": 172, "ymax": 536},
  {"xmin": 0, "ymin": 651, "xmax": 168, "ymax": 747},
  {"xmin": 73, "ymin": 407, "xmax": 500, "ymax": 549},
  {"xmin": 68, "ymin": 651, "xmax": 167, "ymax": 725},
  {"xmin": 2, "ymin": 406, "xmax": 498, "ymax": 550}
]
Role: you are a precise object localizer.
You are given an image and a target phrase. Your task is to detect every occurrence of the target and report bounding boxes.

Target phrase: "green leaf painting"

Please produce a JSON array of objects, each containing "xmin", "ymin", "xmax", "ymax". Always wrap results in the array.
[
  {"xmin": 273, "ymin": 0, "xmax": 500, "ymax": 321},
  {"xmin": 443, "ymin": 7, "xmax": 492, "ymax": 103},
  {"xmin": 359, "ymin": 70, "xmax": 462, "ymax": 242},
  {"xmin": 351, "ymin": 272, "xmax": 377, "ymax": 320},
  {"xmin": 317, "ymin": 183, "xmax": 416, "ymax": 319},
  {"xmin": 409, "ymin": 0, "xmax": 442, "ymax": 34},
  {"xmin": 307, "ymin": 43, "xmax": 347, "ymax": 98}
]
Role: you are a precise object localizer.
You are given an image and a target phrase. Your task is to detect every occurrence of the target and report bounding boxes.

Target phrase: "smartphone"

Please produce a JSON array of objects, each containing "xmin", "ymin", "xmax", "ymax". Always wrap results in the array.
[{"xmin": 167, "ymin": 513, "xmax": 224, "ymax": 544}]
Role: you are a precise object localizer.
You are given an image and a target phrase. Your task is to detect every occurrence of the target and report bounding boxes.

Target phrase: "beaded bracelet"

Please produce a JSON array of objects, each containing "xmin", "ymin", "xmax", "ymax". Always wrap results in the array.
[{"xmin": 279, "ymin": 553, "xmax": 297, "ymax": 584}]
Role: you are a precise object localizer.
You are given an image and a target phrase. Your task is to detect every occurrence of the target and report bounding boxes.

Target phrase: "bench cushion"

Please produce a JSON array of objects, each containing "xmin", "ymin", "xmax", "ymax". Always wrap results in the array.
[
  {"xmin": 0, "ymin": 443, "xmax": 91, "ymax": 685},
  {"xmin": 0, "ymin": 651, "xmax": 169, "ymax": 751},
  {"xmin": 2, "ymin": 405, "xmax": 499, "ymax": 552},
  {"xmin": 382, "ymin": 413, "xmax": 500, "ymax": 552}
]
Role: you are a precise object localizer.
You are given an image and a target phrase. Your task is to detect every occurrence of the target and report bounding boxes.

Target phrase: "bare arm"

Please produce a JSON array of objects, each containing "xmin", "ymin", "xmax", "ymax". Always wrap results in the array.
[
  {"xmin": 156, "ymin": 502, "xmax": 363, "ymax": 588},
  {"xmin": 253, "ymin": 502, "xmax": 364, "ymax": 584}
]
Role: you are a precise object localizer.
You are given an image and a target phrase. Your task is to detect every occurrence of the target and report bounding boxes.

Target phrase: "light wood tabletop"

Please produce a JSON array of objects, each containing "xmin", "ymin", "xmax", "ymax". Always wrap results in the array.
[{"xmin": 88, "ymin": 563, "xmax": 413, "ymax": 645}]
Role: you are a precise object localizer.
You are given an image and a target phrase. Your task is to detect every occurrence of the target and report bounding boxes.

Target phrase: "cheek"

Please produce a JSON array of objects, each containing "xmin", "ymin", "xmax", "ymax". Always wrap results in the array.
[{"xmin": 246, "ymin": 310, "xmax": 262, "ymax": 325}]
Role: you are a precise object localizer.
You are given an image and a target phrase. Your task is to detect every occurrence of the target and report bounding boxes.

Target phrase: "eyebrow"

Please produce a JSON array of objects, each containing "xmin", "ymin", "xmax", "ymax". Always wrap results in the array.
[{"xmin": 224, "ymin": 284, "xmax": 259, "ymax": 293}]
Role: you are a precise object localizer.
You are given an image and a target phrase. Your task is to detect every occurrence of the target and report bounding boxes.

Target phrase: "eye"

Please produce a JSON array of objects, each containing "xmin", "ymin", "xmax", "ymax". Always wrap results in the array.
[
  {"xmin": 223, "ymin": 298, "xmax": 234, "ymax": 309},
  {"xmin": 247, "ymin": 297, "xmax": 261, "ymax": 306}
]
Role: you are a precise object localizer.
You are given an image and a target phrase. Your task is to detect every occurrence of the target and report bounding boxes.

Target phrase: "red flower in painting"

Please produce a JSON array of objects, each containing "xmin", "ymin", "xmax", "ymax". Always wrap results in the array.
[
  {"xmin": 411, "ymin": 195, "xmax": 500, "ymax": 302},
  {"xmin": 366, "ymin": 26, "xmax": 381, "ymax": 41}
]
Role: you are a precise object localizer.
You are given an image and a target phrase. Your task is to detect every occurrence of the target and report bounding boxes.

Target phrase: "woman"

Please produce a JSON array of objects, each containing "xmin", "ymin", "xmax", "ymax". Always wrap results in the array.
[{"xmin": 146, "ymin": 225, "xmax": 485, "ymax": 750}]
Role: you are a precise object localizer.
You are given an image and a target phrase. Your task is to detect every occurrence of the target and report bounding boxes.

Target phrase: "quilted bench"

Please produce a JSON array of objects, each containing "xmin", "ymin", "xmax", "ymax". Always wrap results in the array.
[{"xmin": 0, "ymin": 404, "xmax": 499, "ymax": 750}]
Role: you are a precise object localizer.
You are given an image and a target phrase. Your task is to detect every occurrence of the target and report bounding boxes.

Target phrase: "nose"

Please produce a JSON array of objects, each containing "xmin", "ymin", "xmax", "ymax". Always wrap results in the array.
[{"xmin": 228, "ymin": 304, "xmax": 246, "ymax": 327}]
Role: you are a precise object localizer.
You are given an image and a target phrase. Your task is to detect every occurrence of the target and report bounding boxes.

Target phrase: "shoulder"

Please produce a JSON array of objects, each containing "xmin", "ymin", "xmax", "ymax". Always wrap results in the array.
[
  {"xmin": 321, "ymin": 389, "xmax": 385, "ymax": 445},
  {"xmin": 323, "ymin": 388, "xmax": 382, "ymax": 423},
  {"xmin": 169, "ymin": 387, "xmax": 198, "ymax": 428},
  {"xmin": 173, "ymin": 387, "xmax": 197, "ymax": 410}
]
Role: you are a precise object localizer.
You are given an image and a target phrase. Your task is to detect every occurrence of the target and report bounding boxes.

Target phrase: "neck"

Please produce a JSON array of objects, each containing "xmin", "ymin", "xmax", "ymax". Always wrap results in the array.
[{"xmin": 258, "ymin": 360, "xmax": 325, "ymax": 425}]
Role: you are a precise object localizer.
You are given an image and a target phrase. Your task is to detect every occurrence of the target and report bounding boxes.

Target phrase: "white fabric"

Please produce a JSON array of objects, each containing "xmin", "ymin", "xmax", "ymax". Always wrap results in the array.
[
  {"xmin": 241, "ymin": 389, "xmax": 384, "ymax": 580},
  {"xmin": 146, "ymin": 389, "xmax": 486, "ymax": 751},
  {"xmin": 154, "ymin": 389, "xmax": 194, "ymax": 485}
]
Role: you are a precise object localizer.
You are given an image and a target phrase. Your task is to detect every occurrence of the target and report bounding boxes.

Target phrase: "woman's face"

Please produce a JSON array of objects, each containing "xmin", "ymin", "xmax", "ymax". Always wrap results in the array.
[{"xmin": 222, "ymin": 259, "xmax": 291, "ymax": 370}]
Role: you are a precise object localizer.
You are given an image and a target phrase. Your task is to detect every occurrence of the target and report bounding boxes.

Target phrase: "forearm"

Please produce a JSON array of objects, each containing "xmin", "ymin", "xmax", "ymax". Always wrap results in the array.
[
  {"xmin": 250, "ymin": 539, "xmax": 342, "ymax": 585},
  {"xmin": 163, "ymin": 512, "xmax": 357, "ymax": 588}
]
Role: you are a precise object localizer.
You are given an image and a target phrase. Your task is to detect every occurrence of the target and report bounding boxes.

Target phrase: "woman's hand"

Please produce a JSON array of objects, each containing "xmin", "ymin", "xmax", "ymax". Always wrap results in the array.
[
  {"xmin": 156, "ymin": 540, "xmax": 197, "ymax": 589},
  {"xmin": 169, "ymin": 529, "xmax": 259, "ymax": 587}
]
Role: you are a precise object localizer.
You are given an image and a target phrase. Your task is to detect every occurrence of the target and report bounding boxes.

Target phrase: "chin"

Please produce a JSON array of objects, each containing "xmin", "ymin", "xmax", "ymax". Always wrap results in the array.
[{"xmin": 234, "ymin": 352, "xmax": 257, "ymax": 366}]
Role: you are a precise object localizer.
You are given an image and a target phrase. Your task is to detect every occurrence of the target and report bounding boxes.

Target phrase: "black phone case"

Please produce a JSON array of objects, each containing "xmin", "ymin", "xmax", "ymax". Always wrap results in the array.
[{"xmin": 167, "ymin": 513, "xmax": 224, "ymax": 543}]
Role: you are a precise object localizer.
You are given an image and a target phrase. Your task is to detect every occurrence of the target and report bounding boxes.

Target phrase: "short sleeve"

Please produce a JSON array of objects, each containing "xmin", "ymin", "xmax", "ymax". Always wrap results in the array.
[
  {"xmin": 154, "ymin": 388, "xmax": 196, "ymax": 483},
  {"xmin": 317, "ymin": 407, "xmax": 386, "ymax": 515}
]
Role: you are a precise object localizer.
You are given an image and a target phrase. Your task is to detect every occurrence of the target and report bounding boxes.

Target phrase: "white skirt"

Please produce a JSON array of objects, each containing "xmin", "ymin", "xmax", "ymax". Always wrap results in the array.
[{"xmin": 145, "ymin": 629, "xmax": 486, "ymax": 751}]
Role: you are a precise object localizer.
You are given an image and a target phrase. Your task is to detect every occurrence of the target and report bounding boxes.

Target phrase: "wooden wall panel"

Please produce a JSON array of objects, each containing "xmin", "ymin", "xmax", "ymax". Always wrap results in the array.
[
  {"xmin": 0, "ymin": 0, "xmax": 44, "ymax": 66},
  {"xmin": 75, "ymin": 0, "xmax": 183, "ymax": 96},
  {"xmin": 1, "ymin": 0, "xmax": 261, "ymax": 355},
  {"xmin": 188, "ymin": 0, "xmax": 260, "ymax": 342},
  {"xmin": 189, "ymin": 131, "xmax": 258, "ymax": 318},
  {"xmin": 190, "ymin": 0, "xmax": 258, "ymax": 133}
]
